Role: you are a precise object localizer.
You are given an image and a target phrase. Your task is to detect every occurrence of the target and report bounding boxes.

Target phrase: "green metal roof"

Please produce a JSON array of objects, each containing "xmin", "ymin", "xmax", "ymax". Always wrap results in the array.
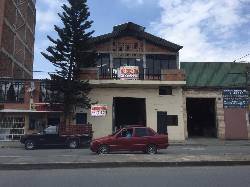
[{"xmin": 181, "ymin": 62, "xmax": 250, "ymax": 88}]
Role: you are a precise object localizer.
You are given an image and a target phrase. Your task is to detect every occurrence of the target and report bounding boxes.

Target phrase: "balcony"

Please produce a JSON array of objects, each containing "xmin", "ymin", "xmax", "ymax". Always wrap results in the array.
[{"xmin": 80, "ymin": 67, "xmax": 186, "ymax": 87}]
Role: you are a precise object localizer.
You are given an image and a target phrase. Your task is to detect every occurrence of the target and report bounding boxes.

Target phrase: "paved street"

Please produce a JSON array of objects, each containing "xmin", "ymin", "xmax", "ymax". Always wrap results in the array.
[{"xmin": 1, "ymin": 166, "xmax": 250, "ymax": 187}]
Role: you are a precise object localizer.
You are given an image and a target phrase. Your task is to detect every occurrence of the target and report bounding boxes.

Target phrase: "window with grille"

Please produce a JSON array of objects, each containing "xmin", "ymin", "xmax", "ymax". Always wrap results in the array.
[{"xmin": 0, "ymin": 116, "xmax": 25, "ymax": 141}]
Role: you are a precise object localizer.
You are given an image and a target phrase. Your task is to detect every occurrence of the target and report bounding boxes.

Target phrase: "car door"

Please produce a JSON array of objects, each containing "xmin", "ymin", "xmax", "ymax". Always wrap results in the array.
[
  {"xmin": 43, "ymin": 126, "xmax": 61, "ymax": 145},
  {"xmin": 130, "ymin": 128, "xmax": 149, "ymax": 151},
  {"xmin": 113, "ymin": 128, "xmax": 133, "ymax": 151}
]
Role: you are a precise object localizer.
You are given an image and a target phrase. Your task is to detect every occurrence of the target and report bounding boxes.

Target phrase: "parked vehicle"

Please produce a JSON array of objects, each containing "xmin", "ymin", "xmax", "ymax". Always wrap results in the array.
[
  {"xmin": 90, "ymin": 126, "xmax": 168, "ymax": 154},
  {"xmin": 20, "ymin": 124, "xmax": 92, "ymax": 150}
]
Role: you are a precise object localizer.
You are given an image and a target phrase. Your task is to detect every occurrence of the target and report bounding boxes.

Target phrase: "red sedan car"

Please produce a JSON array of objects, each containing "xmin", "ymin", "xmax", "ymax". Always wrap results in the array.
[{"xmin": 90, "ymin": 126, "xmax": 168, "ymax": 154}]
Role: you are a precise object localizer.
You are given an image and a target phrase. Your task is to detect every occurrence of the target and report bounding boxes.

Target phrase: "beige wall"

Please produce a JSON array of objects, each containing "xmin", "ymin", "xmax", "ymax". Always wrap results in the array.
[
  {"xmin": 183, "ymin": 90, "xmax": 225, "ymax": 139},
  {"xmin": 77, "ymin": 87, "xmax": 185, "ymax": 141}
]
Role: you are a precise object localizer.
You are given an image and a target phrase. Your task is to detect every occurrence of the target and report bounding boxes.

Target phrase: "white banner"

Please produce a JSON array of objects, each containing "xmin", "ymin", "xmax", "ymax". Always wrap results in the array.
[
  {"xmin": 91, "ymin": 105, "xmax": 108, "ymax": 117},
  {"xmin": 119, "ymin": 66, "xmax": 139, "ymax": 80}
]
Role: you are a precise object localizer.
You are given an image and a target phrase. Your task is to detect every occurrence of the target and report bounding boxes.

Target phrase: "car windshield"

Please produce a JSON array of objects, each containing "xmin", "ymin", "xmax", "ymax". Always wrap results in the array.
[{"xmin": 111, "ymin": 129, "xmax": 122, "ymax": 136}]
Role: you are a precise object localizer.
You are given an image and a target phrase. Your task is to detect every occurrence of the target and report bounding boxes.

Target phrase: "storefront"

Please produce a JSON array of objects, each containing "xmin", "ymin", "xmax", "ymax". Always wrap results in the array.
[
  {"xmin": 0, "ymin": 110, "xmax": 62, "ymax": 141},
  {"xmin": 77, "ymin": 85, "xmax": 186, "ymax": 141},
  {"xmin": 181, "ymin": 62, "xmax": 250, "ymax": 140}
]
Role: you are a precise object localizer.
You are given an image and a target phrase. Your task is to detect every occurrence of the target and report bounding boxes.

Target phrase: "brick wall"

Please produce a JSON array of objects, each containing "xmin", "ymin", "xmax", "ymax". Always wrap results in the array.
[{"xmin": 0, "ymin": 0, "xmax": 35, "ymax": 79}]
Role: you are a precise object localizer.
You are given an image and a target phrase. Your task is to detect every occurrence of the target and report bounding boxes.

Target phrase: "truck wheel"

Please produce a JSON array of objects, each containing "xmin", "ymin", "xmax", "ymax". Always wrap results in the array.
[
  {"xmin": 25, "ymin": 140, "xmax": 35, "ymax": 150},
  {"xmin": 97, "ymin": 145, "xmax": 109, "ymax": 154},
  {"xmin": 68, "ymin": 139, "xmax": 79, "ymax": 149},
  {"xmin": 146, "ymin": 144, "xmax": 157, "ymax": 154}
]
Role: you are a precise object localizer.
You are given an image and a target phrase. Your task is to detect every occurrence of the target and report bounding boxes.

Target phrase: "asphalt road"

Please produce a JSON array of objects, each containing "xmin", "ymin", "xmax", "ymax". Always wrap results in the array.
[{"xmin": 1, "ymin": 166, "xmax": 250, "ymax": 187}]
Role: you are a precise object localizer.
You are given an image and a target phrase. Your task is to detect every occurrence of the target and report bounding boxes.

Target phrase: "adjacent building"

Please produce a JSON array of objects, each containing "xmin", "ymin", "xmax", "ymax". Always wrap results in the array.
[
  {"xmin": 181, "ymin": 62, "xmax": 250, "ymax": 140},
  {"xmin": 0, "ymin": 0, "xmax": 36, "ymax": 79},
  {"xmin": 0, "ymin": 79, "xmax": 62, "ymax": 141}
]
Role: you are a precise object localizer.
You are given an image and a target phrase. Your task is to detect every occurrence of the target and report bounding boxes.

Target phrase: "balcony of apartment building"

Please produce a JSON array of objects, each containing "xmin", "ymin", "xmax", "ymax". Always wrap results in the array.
[
  {"xmin": 0, "ymin": 79, "xmax": 62, "ymax": 112},
  {"xmin": 80, "ymin": 54, "xmax": 186, "ymax": 87}
]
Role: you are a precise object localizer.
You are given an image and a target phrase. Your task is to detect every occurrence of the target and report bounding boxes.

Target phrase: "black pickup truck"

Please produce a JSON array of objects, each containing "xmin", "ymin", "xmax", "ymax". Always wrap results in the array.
[{"xmin": 20, "ymin": 125, "xmax": 92, "ymax": 150}]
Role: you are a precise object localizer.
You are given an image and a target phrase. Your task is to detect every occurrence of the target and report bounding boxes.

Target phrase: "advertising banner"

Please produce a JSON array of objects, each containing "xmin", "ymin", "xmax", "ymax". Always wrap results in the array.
[
  {"xmin": 119, "ymin": 66, "xmax": 139, "ymax": 80},
  {"xmin": 223, "ymin": 89, "xmax": 248, "ymax": 108},
  {"xmin": 91, "ymin": 104, "xmax": 108, "ymax": 117}
]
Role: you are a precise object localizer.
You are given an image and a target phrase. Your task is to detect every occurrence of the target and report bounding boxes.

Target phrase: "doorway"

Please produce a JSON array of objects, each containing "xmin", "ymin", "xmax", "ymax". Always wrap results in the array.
[
  {"xmin": 186, "ymin": 98, "xmax": 217, "ymax": 138},
  {"xmin": 157, "ymin": 112, "xmax": 167, "ymax": 134},
  {"xmin": 113, "ymin": 97, "xmax": 146, "ymax": 130}
]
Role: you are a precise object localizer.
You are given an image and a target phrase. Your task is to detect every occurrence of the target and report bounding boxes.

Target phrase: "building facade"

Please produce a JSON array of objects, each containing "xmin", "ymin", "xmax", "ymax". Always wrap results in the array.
[
  {"xmin": 78, "ymin": 22, "xmax": 186, "ymax": 141},
  {"xmin": 181, "ymin": 62, "xmax": 250, "ymax": 140},
  {"xmin": 0, "ymin": 0, "xmax": 36, "ymax": 79},
  {"xmin": 0, "ymin": 79, "xmax": 62, "ymax": 141}
]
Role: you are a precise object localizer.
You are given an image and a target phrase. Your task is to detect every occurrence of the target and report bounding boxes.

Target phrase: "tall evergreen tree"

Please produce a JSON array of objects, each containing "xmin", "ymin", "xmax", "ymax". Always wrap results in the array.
[{"xmin": 41, "ymin": 0, "xmax": 96, "ymax": 124}]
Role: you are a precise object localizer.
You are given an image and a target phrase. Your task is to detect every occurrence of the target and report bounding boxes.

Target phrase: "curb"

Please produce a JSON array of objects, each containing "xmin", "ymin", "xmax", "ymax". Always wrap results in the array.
[{"xmin": 1, "ymin": 161, "xmax": 250, "ymax": 170}]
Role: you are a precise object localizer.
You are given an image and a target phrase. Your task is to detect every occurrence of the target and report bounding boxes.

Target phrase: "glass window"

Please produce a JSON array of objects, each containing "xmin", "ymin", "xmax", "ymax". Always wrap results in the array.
[
  {"xmin": 146, "ymin": 54, "xmax": 177, "ymax": 75},
  {"xmin": 169, "ymin": 60, "xmax": 177, "ymax": 69},
  {"xmin": 76, "ymin": 113, "xmax": 87, "ymax": 124},
  {"xmin": 45, "ymin": 126, "xmax": 57, "ymax": 134},
  {"xmin": 159, "ymin": 86, "xmax": 172, "ymax": 95},
  {"xmin": 0, "ymin": 81, "xmax": 25, "ymax": 103},
  {"xmin": 167, "ymin": 115, "xmax": 178, "ymax": 126},
  {"xmin": 134, "ymin": 128, "xmax": 148, "ymax": 137},
  {"xmin": 113, "ymin": 58, "xmax": 121, "ymax": 69},
  {"xmin": 119, "ymin": 128, "xmax": 133, "ymax": 137}
]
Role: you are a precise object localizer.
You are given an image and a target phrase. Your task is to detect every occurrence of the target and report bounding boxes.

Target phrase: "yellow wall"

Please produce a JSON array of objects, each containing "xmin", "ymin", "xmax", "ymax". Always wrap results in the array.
[{"xmin": 77, "ymin": 87, "xmax": 185, "ymax": 141}]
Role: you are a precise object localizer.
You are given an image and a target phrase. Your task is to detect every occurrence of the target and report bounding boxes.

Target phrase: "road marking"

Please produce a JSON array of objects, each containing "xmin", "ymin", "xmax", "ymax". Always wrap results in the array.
[{"xmin": 182, "ymin": 147, "xmax": 205, "ymax": 151}]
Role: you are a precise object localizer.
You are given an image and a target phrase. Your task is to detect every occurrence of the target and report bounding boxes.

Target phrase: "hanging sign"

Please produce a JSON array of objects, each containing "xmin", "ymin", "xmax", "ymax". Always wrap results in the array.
[
  {"xmin": 91, "ymin": 104, "xmax": 108, "ymax": 117},
  {"xmin": 119, "ymin": 66, "xmax": 139, "ymax": 80}
]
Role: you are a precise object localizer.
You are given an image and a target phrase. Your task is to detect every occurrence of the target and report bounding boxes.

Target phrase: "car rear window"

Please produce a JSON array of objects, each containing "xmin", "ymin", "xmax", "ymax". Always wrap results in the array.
[{"xmin": 134, "ymin": 128, "xmax": 150, "ymax": 137}]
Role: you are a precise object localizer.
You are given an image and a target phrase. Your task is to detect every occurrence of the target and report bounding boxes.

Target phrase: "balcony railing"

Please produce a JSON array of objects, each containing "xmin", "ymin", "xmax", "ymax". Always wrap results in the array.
[{"xmin": 80, "ymin": 68, "xmax": 186, "ymax": 81}]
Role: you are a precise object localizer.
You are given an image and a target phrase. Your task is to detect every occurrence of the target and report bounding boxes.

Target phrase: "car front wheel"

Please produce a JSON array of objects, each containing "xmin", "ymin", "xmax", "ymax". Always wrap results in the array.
[
  {"xmin": 146, "ymin": 144, "xmax": 157, "ymax": 154},
  {"xmin": 97, "ymin": 145, "xmax": 109, "ymax": 154},
  {"xmin": 25, "ymin": 140, "xmax": 35, "ymax": 150}
]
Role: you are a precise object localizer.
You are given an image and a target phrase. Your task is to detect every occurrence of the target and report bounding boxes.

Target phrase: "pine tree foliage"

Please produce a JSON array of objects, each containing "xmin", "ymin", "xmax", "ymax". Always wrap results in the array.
[{"xmin": 41, "ymin": 0, "xmax": 96, "ymax": 123}]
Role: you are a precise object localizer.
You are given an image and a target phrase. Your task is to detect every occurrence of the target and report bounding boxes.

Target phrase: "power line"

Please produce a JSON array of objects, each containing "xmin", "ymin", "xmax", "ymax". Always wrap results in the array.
[{"xmin": 233, "ymin": 53, "xmax": 250, "ymax": 62}]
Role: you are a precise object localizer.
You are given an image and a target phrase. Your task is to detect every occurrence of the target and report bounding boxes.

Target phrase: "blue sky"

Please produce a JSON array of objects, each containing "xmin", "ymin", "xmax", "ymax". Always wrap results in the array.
[{"xmin": 34, "ymin": 0, "xmax": 250, "ymax": 78}]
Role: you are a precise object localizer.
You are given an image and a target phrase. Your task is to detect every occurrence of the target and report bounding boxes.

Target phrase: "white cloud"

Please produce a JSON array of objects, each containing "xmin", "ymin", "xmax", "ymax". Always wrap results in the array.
[
  {"xmin": 151, "ymin": 0, "xmax": 250, "ymax": 62},
  {"xmin": 120, "ymin": 0, "xmax": 145, "ymax": 6},
  {"xmin": 36, "ymin": 0, "xmax": 65, "ymax": 32}
]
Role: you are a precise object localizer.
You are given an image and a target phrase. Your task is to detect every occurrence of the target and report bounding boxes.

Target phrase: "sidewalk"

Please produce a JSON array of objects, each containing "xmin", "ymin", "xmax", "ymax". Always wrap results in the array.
[
  {"xmin": 0, "ymin": 140, "xmax": 250, "ymax": 170},
  {"xmin": 1, "ymin": 138, "xmax": 250, "ymax": 148}
]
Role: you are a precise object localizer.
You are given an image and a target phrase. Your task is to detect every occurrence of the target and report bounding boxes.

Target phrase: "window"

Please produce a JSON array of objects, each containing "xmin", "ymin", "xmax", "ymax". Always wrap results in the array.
[
  {"xmin": 159, "ymin": 86, "xmax": 172, "ymax": 95},
  {"xmin": 0, "ymin": 116, "xmax": 25, "ymax": 141},
  {"xmin": 0, "ymin": 81, "xmax": 25, "ymax": 103},
  {"xmin": 118, "ymin": 128, "xmax": 133, "ymax": 138},
  {"xmin": 76, "ymin": 113, "xmax": 87, "ymax": 124},
  {"xmin": 39, "ymin": 82, "xmax": 61, "ymax": 103},
  {"xmin": 146, "ymin": 54, "xmax": 177, "ymax": 75},
  {"xmin": 44, "ymin": 126, "xmax": 57, "ymax": 134},
  {"xmin": 167, "ymin": 115, "xmax": 178, "ymax": 126},
  {"xmin": 134, "ymin": 128, "xmax": 148, "ymax": 137}
]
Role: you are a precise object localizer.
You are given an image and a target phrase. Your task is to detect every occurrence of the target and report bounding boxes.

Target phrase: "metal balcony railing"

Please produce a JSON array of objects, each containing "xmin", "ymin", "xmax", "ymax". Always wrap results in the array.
[{"xmin": 99, "ymin": 68, "xmax": 163, "ymax": 80}]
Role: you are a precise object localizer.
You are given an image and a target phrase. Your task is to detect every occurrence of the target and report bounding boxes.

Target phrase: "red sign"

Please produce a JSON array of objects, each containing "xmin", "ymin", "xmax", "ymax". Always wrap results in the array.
[
  {"xmin": 91, "ymin": 104, "xmax": 108, "ymax": 117},
  {"xmin": 119, "ymin": 66, "xmax": 139, "ymax": 80}
]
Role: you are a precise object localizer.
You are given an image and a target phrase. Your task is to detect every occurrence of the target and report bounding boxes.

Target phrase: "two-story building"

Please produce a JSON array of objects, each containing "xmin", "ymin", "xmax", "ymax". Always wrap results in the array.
[
  {"xmin": 77, "ymin": 22, "xmax": 186, "ymax": 141},
  {"xmin": 0, "ymin": 79, "xmax": 62, "ymax": 141}
]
